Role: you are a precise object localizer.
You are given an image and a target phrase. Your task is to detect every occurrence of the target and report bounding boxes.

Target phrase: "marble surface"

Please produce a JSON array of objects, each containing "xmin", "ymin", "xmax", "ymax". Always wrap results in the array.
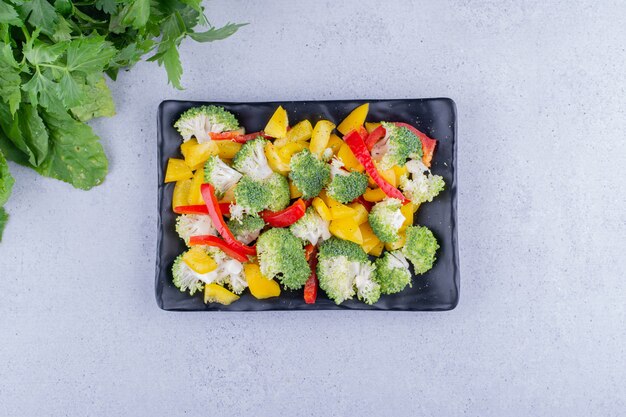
[{"xmin": 1, "ymin": 1, "xmax": 624, "ymax": 416}]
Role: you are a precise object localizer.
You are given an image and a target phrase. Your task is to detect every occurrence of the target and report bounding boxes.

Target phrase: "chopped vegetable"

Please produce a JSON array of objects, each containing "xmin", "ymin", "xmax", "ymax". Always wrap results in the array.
[
  {"xmin": 402, "ymin": 226, "xmax": 439, "ymax": 274},
  {"xmin": 289, "ymin": 149, "xmax": 331, "ymax": 199},
  {"xmin": 365, "ymin": 125, "xmax": 386, "ymax": 151},
  {"xmin": 181, "ymin": 139, "xmax": 219, "ymax": 169},
  {"xmin": 176, "ymin": 214, "xmax": 215, "ymax": 246},
  {"xmin": 204, "ymin": 284, "xmax": 240, "ymax": 305},
  {"xmin": 227, "ymin": 215, "xmax": 265, "ymax": 245},
  {"xmin": 337, "ymin": 103, "xmax": 369, "ymax": 135},
  {"xmin": 317, "ymin": 237, "xmax": 380, "ymax": 305},
  {"xmin": 182, "ymin": 247, "xmax": 218, "ymax": 274},
  {"xmin": 256, "ymin": 228, "xmax": 310, "ymax": 290},
  {"xmin": 290, "ymin": 207, "xmax": 331, "ymax": 245},
  {"xmin": 303, "ymin": 245, "xmax": 319, "ymax": 304},
  {"xmin": 393, "ymin": 123, "xmax": 438, "ymax": 167},
  {"xmin": 172, "ymin": 253, "xmax": 209, "ymax": 295},
  {"xmin": 261, "ymin": 199, "xmax": 307, "ymax": 228},
  {"xmin": 172, "ymin": 179, "xmax": 192, "ymax": 212},
  {"xmin": 284, "ymin": 120, "xmax": 313, "ymax": 142},
  {"xmin": 165, "ymin": 159, "xmax": 193, "ymax": 183},
  {"xmin": 374, "ymin": 251, "xmax": 412, "ymax": 294},
  {"xmin": 343, "ymin": 130, "xmax": 408, "ymax": 203},
  {"xmin": 326, "ymin": 158, "xmax": 368, "ymax": 204},
  {"xmin": 399, "ymin": 158, "xmax": 445, "ymax": 204},
  {"xmin": 264, "ymin": 106, "xmax": 289, "ymax": 138},
  {"xmin": 337, "ymin": 143, "xmax": 365, "ymax": 172},
  {"xmin": 234, "ymin": 172, "xmax": 290, "ymax": 215},
  {"xmin": 370, "ymin": 122, "xmax": 421, "ymax": 170},
  {"xmin": 232, "ymin": 138, "xmax": 273, "ymax": 181},
  {"xmin": 244, "ymin": 263, "xmax": 281, "ymax": 299},
  {"xmin": 204, "ymin": 155, "xmax": 243, "ymax": 198},
  {"xmin": 310, "ymin": 120, "xmax": 335, "ymax": 157},
  {"xmin": 189, "ymin": 235, "xmax": 249, "ymax": 263},
  {"xmin": 311, "ymin": 197, "xmax": 333, "ymax": 221},
  {"xmin": 368, "ymin": 198, "xmax": 404, "ymax": 243},
  {"xmin": 174, "ymin": 105, "xmax": 239, "ymax": 143},
  {"xmin": 329, "ymin": 217, "xmax": 363, "ymax": 245}
]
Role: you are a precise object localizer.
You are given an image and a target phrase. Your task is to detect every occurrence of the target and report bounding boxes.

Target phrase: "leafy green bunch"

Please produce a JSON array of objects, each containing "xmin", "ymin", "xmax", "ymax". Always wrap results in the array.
[{"xmin": 0, "ymin": 0, "xmax": 245, "ymax": 240}]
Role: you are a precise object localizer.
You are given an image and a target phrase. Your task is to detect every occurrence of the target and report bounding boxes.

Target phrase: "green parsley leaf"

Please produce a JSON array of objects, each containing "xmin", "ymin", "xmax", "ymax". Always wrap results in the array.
[
  {"xmin": 0, "ymin": 2, "xmax": 21, "ymax": 25},
  {"xmin": 159, "ymin": 42, "xmax": 183, "ymax": 90},
  {"xmin": 0, "ymin": 43, "xmax": 22, "ymax": 115},
  {"xmin": 66, "ymin": 37, "xmax": 116, "ymax": 74},
  {"xmin": 21, "ymin": 70, "xmax": 59, "ymax": 109},
  {"xmin": 18, "ymin": 0, "xmax": 59, "ymax": 35},
  {"xmin": 36, "ymin": 108, "xmax": 107, "ymax": 190},
  {"xmin": 23, "ymin": 38, "xmax": 67, "ymax": 65},
  {"xmin": 122, "ymin": 0, "xmax": 150, "ymax": 30},
  {"xmin": 0, "ymin": 149, "xmax": 14, "ymax": 207},
  {"xmin": 58, "ymin": 71, "xmax": 83, "ymax": 107},
  {"xmin": 95, "ymin": 0, "xmax": 118, "ymax": 15},
  {"xmin": 189, "ymin": 23, "xmax": 247, "ymax": 43},
  {"xmin": 71, "ymin": 76, "xmax": 115, "ymax": 122},
  {"xmin": 0, "ymin": 102, "xmax": 49, "ymax": 167}
]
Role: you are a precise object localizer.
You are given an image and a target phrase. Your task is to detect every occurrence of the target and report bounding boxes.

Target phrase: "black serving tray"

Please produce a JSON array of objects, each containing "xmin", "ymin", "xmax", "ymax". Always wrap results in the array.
[{"xmin": 156, "ymin": 99, "xmax": 459, "ymax": 311}]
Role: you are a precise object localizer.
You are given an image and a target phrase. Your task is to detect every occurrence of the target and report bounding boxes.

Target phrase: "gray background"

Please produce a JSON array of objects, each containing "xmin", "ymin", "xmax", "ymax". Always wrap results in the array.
[{"xmin": 1, "ymin": 0, "xmax": 625, "ymax": 416}]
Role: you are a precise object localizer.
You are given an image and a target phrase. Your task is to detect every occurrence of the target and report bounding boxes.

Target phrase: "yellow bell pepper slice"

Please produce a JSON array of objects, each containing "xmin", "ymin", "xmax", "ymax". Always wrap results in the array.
[
  {"xmin": 365, "ymin": 122, "xmax": 381, "ymax": 133},
  {"xmin": 204, "ymin": 283, "xmax": 239, "ymax": 305},
  {"xmin": 322, "ymin": 192, "xmax": 356, "ymax": 219},
  {"xmin": 327, "ymin": 133, "xmax": 343, "ymax": 155},
  {"xmin": 312, "ymin": 197, "xmax": 332, "ymax": 221},
  {"xmin": 329, "ymin": 217, "xmax": 363, "ymax": 245},
  {"xmin": 363, "ymin": 187, "xmax": 386, "ymax": 202},
  {"xmin": 183, "ymin": 247, "xmax": 218, "ymax": 274},
  {"xmin": 187, "ymin": 169, "xmax": 206, "ymax": 205},
  {"xmin": 289, "ymin": 180, "xmax": 303, "ymax": 198},
  {"xmin": 393, "ymin": 165, "xmax": 408, "ymax": 180},
  {"xmin": 413, "ymin": 202, "xmax": 421, "ymax": 213},
  {"xmin": 264, "ymin": 106, "xmax": 288, "ymax": 138},
  {"xmin": 165, "ymin": 158, "xmax": 193, "ymax": 183},
  {"xmin": 399, "ymin": 202, "xmax": 414, "ymax": 231},
  {"xmin": 337, "ymin": 103, "xmax": 369, "ymax": 135},
  {"xmin": 215, "ymin": 141, "xmax": 242, "ymax": 159},
  {"xmin": 172, "ymin": 178, "xmax": 192, "ymax": 211},
  {"xmin": 265, "ymin": 142, "xmax": 290, "ymax": 174},
  {"xmin": 385, "ymin": 232, "xmax": 406, "ymax": 251},
  {"xmin": 337, "ymin": 143, "xmax": 364, "ymax": 172},
  {"xmin": 285, "ymin": 119, "xmax": 313, "ymax": 142},
  {"xmin": 180, "ymin": 139, "xmax": 197, "ymax": 163},
  {"xmin": 310, "ymin": 120, "xmax": 335, "ymax": 157},
  {"xmin": 360, "ymin": 222, "xmax": 381, "ymax": 254},
  {"xmin": 348, "ymin": 202, "xmax": 369, "ymax": 225},
  {"xmin": 244, "ymin": 263, "xmax": 281, "ymax": 299},
  {"xmin": 368, "ymin": 241, "xmax": 385, "ymax": 257},
  {"xmin": 277, "ymin": 142, "xmax": 307, "ymax": 161}
]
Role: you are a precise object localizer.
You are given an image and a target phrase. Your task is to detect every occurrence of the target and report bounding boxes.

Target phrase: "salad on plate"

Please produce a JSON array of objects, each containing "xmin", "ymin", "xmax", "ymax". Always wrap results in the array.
[{"xmin": 163, "ymin": 103, "xmax": 444, "ymax": 306}]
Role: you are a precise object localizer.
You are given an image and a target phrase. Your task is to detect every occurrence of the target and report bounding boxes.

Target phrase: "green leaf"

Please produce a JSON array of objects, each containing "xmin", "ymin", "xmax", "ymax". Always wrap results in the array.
[
  {"xmin": 0, "ymin": 129, "xmax": 31, "ymax": 167},
  {"xmin": 122, "ymin": 0, "xmax": 150, "ymax": 30},
  {"xmin": 159, "ymin": 42, "xmax": 182, "ymax": 89},
  {"xmin": 18, "ymin": 0, "xmax": 58, "ymax": 34},
  {"xmin": 95, "ymin": 0, "xmax": 118, "ymax": 15},
  {"xmin": 0, "ymin": 102, "xmax": 49, "ymax": 167},
  {"xmin": 71, "ymin": 76, "xmax": 115, "ymax": 122},
  {"xmin": 58, "ymin": 71, "xmax": 83, "ymax": 107},
  {"xmin": 0, "ymin": 207, "xmax": 8, "ymax": 242},
  {"xmin": 0, "ymin": 2, "xmax": 22, "ymax": 25},
  {"xmin": 23, "ymin": 38, "xmax": 67, "ymax": 65},
  {"xmin": 21, "ymin": 70, "xmax": 59, "ymax": 109},
  {"xmin": 0, "ymin": 43, "xmax": 22, "ymax": 115},
  {"xmin": 36, "ymin": 108, "xmax": 108, "ymax": 190},
  {"xmin": 0, "ymin": 149, "xmax": 14, "ymax": 207},
  {"xmin": 188, "ymin": 23, "xmax": 247, "ymax": 43},
  {"xmin": 51, "ymin": 15, "xmax": 72, "ymax": 42},
  {"xmin": 66, "ymin": 37, "xmax": 116, "ymax": 74},
  {"xmin": 53, "ymin": 0, "xmax": 72, "ymax": 15}
]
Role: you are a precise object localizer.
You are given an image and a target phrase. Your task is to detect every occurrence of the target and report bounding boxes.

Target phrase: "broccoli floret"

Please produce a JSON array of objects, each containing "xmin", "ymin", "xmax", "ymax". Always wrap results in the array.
[
  {"xmin": 371, "ymin": 122, "xmax": 421, "ymax": 170},
  {"xmin": 171, "ymin": 254, "xmax": 207, "ymax": 295},
  {"xmin": 174, "ymin": 105, "xmax": 239, "ymax": 143},
  {"xmin": 399, "ymin": 158, "xmax": 445, "ymax": 204},
  {"xmin": 289, "ymin": 149, "xmax": 331, "ymax": 199},
  {"xmin": 227, "ymin": 214, "xmax": 265, "ymax": 245},
  {"xmin": 368, "ymin": 198, "xmax": 404, "ymax": 243},
  {"xmin": 256, "ymin": 228, "xmax": 310, "ymax": 290},
  {"xmin": 326, "ymin": 158, "xmax": 368, "ymax": 204},
  {"xmin": 175, "ymin": 214, "xmax": 215, "ymax": 246},
  {"xmin": 232, "ymin": 138, "xmax": 273, "ymax": 181},
  {"xmin": 265, "ymin": 172, "xmax": 290, "ymax": 212},
  {"xmin": 289, "ymin": 207, "xmax": 331, "ymax": 245},
  {"xmin": 204, "ymin": 155, "xmax": 242, "ymax": 197},
  {"xmin": 402, "ymin": 226, "xmax": 439, "ymax": 274},
  {"xmin": 233, "ymin": 172, "xmax": 289, "ymax": 215},
  {"xmin": 374, "ymin": 251, "xmax": 412, "ymax": 294},
  {"xmin": 317, "ymin": 237, "xmax": 380, "ymax": 305}
]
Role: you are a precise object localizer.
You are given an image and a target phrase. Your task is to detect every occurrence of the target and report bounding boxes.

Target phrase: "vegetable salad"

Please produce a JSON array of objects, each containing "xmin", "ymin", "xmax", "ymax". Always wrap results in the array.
[{"xmin": 164, "ymin": 103, "xmax": 445, "ymax": 306}]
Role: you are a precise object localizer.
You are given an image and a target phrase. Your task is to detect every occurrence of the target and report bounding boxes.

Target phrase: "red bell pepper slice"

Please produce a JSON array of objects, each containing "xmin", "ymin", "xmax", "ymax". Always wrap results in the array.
[
  {"xmin": 343, "ymin": 130, "xmax": 408, "ymax": 203},
  {"xmin": 188, "ymin": 235, "xmax": 249, "ymax": 263},
  {"xmin": 174, "ymin": 203, "xmax": 231, "ymax": 215},
  {"xmin": 260, "ymin": 199, "xmax": 307, "ymax": 227},
  {"xmin": 393, "ymin": 122, "xmax": 437, "ymax": 168},
  {"xmin": 354, "ymin": 196, "xmax": 374, "ymax": 212},
  {"xmin": 303, "ymin": 245, "xmax": 318, "ymax": 304},
  {"xmin": 209, "ymin": 131, "xmax": 271, "ymax": 143},
  {"xmin": 200, "ymin": 183, "xmax": 256, "ymax": 256},
  {"xmin": 365, "ymin": 125, "xmax": 386, "ymax": 151}
]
